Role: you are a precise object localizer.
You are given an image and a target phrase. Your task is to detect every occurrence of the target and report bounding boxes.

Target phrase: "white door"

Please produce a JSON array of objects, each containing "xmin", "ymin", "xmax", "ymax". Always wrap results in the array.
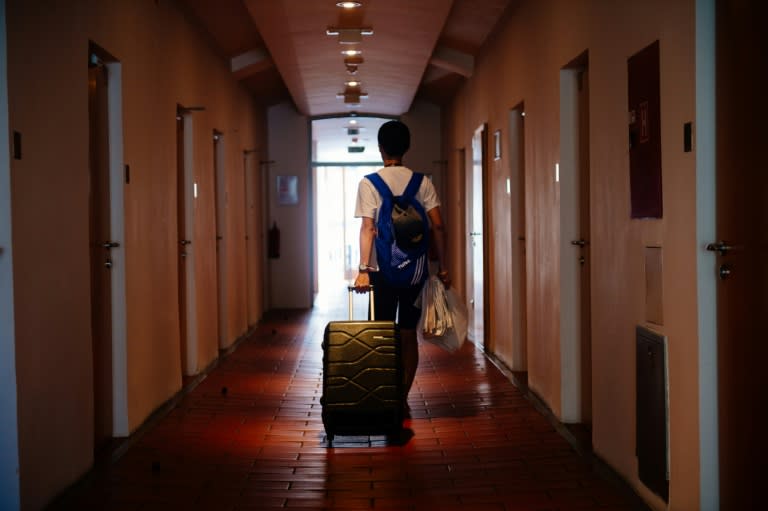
[
  {"xmin": 559, "ymin": 61, "xmax": 592, "ymax": 424},
  {"xmin": 176, "ymin": 108, "xmax": 198, "ymax": 375},
  {"xmin": 468, "ymin": 125, "xmax": 486, "ymax": 345}
]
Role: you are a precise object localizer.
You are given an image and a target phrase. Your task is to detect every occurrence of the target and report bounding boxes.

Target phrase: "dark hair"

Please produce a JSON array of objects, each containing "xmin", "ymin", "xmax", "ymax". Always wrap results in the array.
[{"xmin": 378, "ymin": 120, "xmax": 410, "ymax": 157}]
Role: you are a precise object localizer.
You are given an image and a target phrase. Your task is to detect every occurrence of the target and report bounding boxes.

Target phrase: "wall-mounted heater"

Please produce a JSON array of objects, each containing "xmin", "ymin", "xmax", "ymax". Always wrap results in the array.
[{"xmin": 635, "ymin": 325, "xmax": 669, "ymax": 502}]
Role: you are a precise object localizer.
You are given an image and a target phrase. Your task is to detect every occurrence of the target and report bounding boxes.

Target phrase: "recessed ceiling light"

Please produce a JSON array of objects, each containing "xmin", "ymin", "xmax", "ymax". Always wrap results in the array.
[
  {"xmin": 349, "ymin": 119, "xmax": 358, "ymax": 125},
  {"xmin": 341, "ymin": 49, "xmax": 362, "ymax": 56},
  {"xmin": 336, "ymin": 2, "xmax": 361, "ymax": 8}
]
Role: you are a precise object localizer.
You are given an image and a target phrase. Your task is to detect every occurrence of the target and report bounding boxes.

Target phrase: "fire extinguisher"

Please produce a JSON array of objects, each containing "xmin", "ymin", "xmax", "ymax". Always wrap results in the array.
[{"xmin": 268, "ymin": 221, "xmax": 280, "ymax": 259}]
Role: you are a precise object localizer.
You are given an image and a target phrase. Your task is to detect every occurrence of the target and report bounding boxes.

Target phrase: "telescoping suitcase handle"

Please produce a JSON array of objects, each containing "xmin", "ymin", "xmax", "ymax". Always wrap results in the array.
[{"xmin": 346, "ymin": 285, "xmax": 375, "ymax": 321}]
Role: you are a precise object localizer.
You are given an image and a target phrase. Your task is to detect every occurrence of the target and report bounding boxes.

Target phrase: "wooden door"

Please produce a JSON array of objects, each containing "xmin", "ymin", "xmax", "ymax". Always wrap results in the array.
[
  {"xmin": 214, "ymin": 131, "xmax": 227, "ymax": 347},
  {"xmin": 88, "ymin": 61, "xmax": 113, "ymax": 451},
  {"xmin": 576, "ymin": 68, "xmax": 592, "ymax": 424},
  {"xmin": 509, "ymin": 106, "xmax": 527, "ymax": 370},
  {"xmin": 714, "ymin": 0, "xmax": 766, "ymax": 507},
  {"xmin": 176, "ymin": 110, "xmax": 189, "ymax": 374}
]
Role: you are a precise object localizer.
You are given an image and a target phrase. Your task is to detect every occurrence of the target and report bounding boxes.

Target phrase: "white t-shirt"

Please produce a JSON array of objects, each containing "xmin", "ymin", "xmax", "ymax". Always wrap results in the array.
[{"xmin": 354, "ymin": 165, "xmax": 440, "ymax": 269}]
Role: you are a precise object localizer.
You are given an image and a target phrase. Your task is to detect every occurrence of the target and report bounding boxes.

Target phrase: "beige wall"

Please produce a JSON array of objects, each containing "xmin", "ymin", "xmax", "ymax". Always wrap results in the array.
[
  {"xmin": 6, "ymin": 1, "xmax": 266, "ymax": 509},
  {"xmin": 402, "ymin": 101, "xmax": 443, "ymax": 194},
  {"xmin": 444, "ymin": 0, "xmax": 700, "ymax": 509},
  {"xmin": 266, "ymin": 102, "xmax": 311, "ymax": 309}
]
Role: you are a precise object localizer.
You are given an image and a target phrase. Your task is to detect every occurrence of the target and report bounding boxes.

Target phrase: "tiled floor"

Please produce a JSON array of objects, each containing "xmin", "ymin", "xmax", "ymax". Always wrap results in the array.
[{"xmin": 51, "ymin": 290, "xmax": 648, "ymax": 510}]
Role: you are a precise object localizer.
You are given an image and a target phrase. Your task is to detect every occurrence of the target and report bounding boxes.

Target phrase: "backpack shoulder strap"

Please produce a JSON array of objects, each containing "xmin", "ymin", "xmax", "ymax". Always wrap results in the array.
[
  {"xmin": 365, "ymin": 173, "xmax": 392, "ymax": 199},
  {"xmin": 402, "ymin": 172, "xmax": 424, "ymax": 200}
]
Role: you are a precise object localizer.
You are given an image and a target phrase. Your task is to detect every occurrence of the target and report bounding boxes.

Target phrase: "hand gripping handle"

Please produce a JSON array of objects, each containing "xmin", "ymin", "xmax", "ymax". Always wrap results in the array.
[{"xmin": 346, "ymin": 285, "xmax": 375, "ymax": 321}]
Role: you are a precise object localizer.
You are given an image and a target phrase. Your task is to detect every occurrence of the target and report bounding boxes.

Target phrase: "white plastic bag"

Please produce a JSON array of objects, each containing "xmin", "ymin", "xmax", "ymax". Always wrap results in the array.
[{"xmin": 416, "ymin": 276, "xmax": 468, "ymax": 352}]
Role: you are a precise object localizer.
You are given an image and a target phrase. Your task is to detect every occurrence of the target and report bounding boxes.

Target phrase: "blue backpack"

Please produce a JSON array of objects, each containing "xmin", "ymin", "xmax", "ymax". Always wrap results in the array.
[{"xmin": 366, "ymin": 172, "xmax": 430, "ymax": 288}]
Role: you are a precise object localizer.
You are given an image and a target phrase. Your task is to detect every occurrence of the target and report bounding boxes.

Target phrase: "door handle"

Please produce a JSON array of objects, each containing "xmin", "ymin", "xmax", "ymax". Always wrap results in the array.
[
  {"xmin": 179, "ymin": 239, "xmax": 191, "ymax": 246},
  {"xmin": 705, "ymin": 240, "xmax": 732, "ymax": 256},
  {"xmin": 103, "ymin": 241, "xmax": 120, "ymax": 249},
  {"xmin": 571, "ymin": 239, "xmax": 588, "ymax": 247}
]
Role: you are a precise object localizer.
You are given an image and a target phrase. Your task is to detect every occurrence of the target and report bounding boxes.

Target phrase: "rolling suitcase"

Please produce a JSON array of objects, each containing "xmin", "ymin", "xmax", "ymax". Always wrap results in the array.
[{"xmin": 321, "ymin": 286, "xmax": 404, "ymax": 441}]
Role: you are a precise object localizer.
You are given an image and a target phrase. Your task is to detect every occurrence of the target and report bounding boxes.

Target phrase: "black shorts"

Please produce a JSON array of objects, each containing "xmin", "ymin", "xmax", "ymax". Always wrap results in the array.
[{"xmin": 369, "ymin": 272, "xmax": 423, "ymax": 329}]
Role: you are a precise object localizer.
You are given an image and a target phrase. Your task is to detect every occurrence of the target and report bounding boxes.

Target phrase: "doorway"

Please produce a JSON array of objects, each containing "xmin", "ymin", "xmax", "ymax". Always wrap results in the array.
[
  {"xmin": 508, "ymin": 105, "xmax": 527, "ymax": 371},
  {"xmin": 176, "ymin": 108, "xmax": 197, "ymax": 376},
  {"xmin": 559, "ymin": 54, "xmax": 592, "ymax": 424},
  {"xmin": 88, "ymin": 57, "xmax": 113, "ymax": 451},
  {"xmin": 87, "ymin": 44, "xmax": 128, "ymax": 443},
  {"xmin": 311, "ymin": 116, "xmax": 391, "ymax": 310},
  {"xmin": 468, "ymin": 125, "xmax": 488, "ymax": 346},
  {"xmin": 315, "ymin": 165, "xmax": 377, "ymax": 291}
]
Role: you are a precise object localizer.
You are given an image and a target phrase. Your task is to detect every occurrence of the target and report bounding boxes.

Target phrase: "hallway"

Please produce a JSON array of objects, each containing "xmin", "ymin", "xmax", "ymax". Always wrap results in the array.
[{"xmin": 51, "ymin": 291, "xmax": 647, "ymax": 511}]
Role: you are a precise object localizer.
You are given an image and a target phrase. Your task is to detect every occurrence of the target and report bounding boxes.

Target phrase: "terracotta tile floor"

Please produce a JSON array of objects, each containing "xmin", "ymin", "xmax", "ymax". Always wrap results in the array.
[{"xmin": 51, "ymin": 291, "xmax": 648, "ymax": 511}]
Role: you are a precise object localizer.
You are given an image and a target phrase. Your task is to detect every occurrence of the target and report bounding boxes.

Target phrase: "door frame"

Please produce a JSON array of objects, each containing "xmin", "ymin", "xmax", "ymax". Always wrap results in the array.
[
  {"xmin": 0, "ymin": 1, "xmax": 21, "ymax": 504},
  {"xmin": 695, "ymin": 0, "xmax": 718, "ymax": 505}
]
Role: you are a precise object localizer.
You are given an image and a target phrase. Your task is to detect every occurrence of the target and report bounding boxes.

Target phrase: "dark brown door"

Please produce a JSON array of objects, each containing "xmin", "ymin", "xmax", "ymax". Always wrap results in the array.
[
  {"xmin": 88, "ymin": 61, "xmax": 112, "ymax": 451},
  {"xmin": 714, "ymin": 0, "xmax": 766, "ymax": 507},
  {"xmin": 509, "ymin": 105, "xmax": 527, "ymax": 371},
  {"xmin": 214, "ymin": 131, "xmax": 226, "ymax": 347}
]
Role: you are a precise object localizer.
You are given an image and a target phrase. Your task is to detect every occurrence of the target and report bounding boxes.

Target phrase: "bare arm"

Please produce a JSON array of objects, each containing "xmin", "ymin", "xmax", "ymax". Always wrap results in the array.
[
  {"xmin": 353, "ymin": 216, "xmax": 376, "ymax": 292},
  {"xmin": 427, "ymin": 206, "xmax": 450, "ymax": 286}
]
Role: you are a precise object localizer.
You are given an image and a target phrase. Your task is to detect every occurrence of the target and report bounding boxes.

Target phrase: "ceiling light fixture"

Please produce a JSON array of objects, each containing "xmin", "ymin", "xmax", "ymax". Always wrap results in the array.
[
  {"xmin": 345, "ymin": 80, "xmax": 360, "ymax": 87},
  {"xmin": 341, "ymin": 49, "xmax": 362, "ymax": 56},
  {"xmin": 326, "ymin": 27, "xmax": 374, "ymax": 44},
  {"xmin": 336, "ymin": 2, "xmax": 361, "ymax": 8},
  {"xmin": 337, "ymin": 88, "xmax": 369, "ymax": 104},
  {"xmin": 344, "ymin": 55, "xmax": 364, "ymax": 75}
]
